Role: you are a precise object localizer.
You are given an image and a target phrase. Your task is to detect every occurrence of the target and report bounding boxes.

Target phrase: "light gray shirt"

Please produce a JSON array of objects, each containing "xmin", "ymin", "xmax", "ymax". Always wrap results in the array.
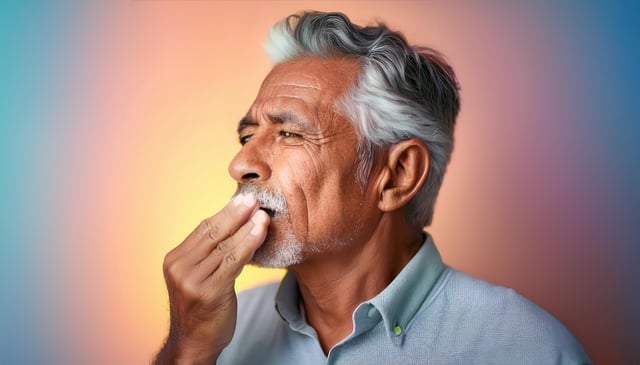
[{"xmin": 218, "ymin": 234, "xmax": 591, "ymax": 364}]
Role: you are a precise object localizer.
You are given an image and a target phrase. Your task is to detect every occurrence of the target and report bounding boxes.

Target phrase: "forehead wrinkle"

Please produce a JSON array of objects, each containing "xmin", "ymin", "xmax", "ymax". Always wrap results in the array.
[
  {"xmin": 259, "ymin": 83, "xmax": 322, "ymax": 100},
  {"xmin": 250, "ymin": 94, "xmax": 308, "ymax": 117},
  {"xmin": 265, "ymin": 68, "xmax": 325, "ymax": 89},
  {"xmin": 275, "ymin": 81, "xmax": 322, "ymax": 90},
  {"xmin": 250, "ymin": 57, "xmax": 361, "ymax": 135}
]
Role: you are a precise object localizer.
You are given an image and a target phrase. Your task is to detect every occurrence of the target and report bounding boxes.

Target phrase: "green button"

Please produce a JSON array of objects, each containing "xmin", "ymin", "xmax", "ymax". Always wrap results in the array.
[{"xmin": 393, "ymin": 325, "xmax": 402, "ymax": 335}]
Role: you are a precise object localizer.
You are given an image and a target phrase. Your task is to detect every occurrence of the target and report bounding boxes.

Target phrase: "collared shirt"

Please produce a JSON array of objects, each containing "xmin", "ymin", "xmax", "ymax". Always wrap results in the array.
[{"xmin": 218, "ymin": 234, "xmax": 591, "ymax": 365}]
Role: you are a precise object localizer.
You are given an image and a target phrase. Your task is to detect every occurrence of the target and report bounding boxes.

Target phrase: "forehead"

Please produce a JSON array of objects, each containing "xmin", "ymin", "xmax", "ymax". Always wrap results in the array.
[
  {"xmin": 249, "ymin": 57, "xmax": 361, "ymax": 119},
  {"xmin": 264, "ymin": 57, "xmax": 360, "ymax": 93}
]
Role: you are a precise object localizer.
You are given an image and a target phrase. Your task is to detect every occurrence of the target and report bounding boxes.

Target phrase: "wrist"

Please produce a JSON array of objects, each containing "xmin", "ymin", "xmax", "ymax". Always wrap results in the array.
[{"xmin": 155, "ymin": 337, "xmax": 220, "ymax": 365}]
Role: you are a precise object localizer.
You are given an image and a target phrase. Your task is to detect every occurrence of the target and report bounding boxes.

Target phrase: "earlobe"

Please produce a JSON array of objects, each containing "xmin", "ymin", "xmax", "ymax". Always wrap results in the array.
[{"xmin": 377, "ymin": 139, "xmax": 430, "ymax": 212}]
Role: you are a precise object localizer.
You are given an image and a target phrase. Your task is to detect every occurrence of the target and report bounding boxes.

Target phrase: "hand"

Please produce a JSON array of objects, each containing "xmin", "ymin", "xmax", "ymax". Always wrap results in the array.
[{"xmin": 155, "ymin": 194, "xmax": 270, "ymax": 364}]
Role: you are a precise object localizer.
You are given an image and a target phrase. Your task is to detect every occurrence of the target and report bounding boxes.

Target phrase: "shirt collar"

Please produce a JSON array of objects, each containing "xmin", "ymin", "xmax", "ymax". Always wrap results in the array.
[
  {"xmin": 367, "ymin": 233, "xmax": 445, "ymax": 343},
  {"xmin": 274, "ymin": 233, "xmax": 446, "ymax": 342}
]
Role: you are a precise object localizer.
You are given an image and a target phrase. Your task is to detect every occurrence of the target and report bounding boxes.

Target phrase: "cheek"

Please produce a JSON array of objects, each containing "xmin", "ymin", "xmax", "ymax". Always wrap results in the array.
[
  {"xmin": 304, "ymin": 161, "xmax": 364, "ymax": 232},
  {"xmin": 302, "ymin": 144, "xmax": 326, "ymax": 178},
  {"xmin": 272, "ymin": 145, "xmax": 364, "ymax": 239},
  {"xmin": 271, "ymin": 152, "xmax": 318, "ymax": 234},
  {"xmin": 275, "ymin": 146, "xmax": 326, "ymax": 195}
]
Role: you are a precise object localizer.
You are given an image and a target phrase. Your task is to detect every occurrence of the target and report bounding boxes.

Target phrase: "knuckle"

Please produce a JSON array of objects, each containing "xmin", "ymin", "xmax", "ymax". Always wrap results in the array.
[
  {"xmin": 216, "ymin": 239, "xmax": 231, "ymax": 253},
  {"xmin": 196, "ymin": 218, "xmax": 211, "ymax": 236},
  {"xmin": 162, "ymin": 255, "xmax": 172, "ymax": 272},
  {"xmin": 224, "ymin": 252, "xmax": 237, "ymax": 265},
  {"xmin": 198, "ymin": 217, "xmax": 227, "ymax": 242},
  {"xmin": 207, "ymin": 225, "xmax": 221, "ymax": 242},
  {"xmin": 178, "ymin": 278, "xmax": 202, "ymax": 301},
  {"xmin": 163, "ymin": 260, "xmax": 181, "ymax": 281},
  {"xmin": 163, "ymin": 248, "xmax": 178, "ymax": 267}
]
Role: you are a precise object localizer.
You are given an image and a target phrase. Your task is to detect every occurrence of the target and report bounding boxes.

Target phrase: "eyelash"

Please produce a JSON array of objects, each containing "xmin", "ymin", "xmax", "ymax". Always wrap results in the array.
[
  {"xmin": 280, "ymin": 131, "xmax": 303, "ymax": 139},
  {"xmin": 239, "ymin": 134, "xmax": 252, "ymax": 145},
  {"xmin": 239, "ymin": 131, "xmax": 302, "ymax": 145}
]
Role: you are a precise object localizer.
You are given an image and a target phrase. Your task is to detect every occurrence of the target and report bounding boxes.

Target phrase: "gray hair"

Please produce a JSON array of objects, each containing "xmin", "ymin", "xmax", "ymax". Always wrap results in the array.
[{"xmin": 264, "ymin": 11, "xmax": 460, "ymax": 228}]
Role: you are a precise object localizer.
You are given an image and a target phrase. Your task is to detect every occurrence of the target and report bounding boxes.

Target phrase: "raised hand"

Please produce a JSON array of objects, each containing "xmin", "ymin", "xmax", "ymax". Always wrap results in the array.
[{"xmin": 154, "ymin": 194, "xmax": 270, "ymax": 365}]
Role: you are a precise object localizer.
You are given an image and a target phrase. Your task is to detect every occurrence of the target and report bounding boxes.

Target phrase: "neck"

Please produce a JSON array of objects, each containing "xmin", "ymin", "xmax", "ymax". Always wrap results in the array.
[{"xmin": 288, "ymin": 213, "xmax": 423, "ymax": 354}]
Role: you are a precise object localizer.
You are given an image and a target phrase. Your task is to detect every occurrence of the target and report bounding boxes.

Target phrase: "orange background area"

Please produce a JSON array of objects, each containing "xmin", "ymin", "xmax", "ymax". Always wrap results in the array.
[{"xmin": 11, "ymin": 1, "xmax": 634, "ymax": 364}]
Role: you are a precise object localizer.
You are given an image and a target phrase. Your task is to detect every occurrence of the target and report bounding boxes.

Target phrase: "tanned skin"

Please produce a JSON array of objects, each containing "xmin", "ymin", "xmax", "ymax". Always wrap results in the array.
[{"xmin": 155, "ymin": 57, "xmax": 430, "ymax": 363}]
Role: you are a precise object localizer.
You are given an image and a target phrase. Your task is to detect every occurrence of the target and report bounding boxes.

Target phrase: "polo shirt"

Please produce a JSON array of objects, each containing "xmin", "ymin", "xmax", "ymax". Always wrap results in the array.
[{"xmin": 218, "ymin": 234, "xmax": 591, "ymax": 364}]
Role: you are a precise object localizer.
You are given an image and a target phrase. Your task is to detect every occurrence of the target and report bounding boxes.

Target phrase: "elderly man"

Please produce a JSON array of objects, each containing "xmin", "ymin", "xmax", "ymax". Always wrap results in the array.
[{"xmin": 155, "ymin": 11, "xmax": 590, "ymax": 365}]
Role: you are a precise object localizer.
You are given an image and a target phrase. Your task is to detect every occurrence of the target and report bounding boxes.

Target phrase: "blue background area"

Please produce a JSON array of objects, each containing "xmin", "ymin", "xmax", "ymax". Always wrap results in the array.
[{"xmin": 0, "ymin": 1, "xmax": 638, "ymax": 363}]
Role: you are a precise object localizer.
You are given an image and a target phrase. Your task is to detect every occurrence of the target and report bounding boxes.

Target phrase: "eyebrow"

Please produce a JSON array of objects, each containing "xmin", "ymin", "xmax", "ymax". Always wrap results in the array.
[
  {"xmin": 237, "ymin": 117, "xmax": 258, "ymax": 134},
  {"xmin": 269, "ymin": 112, "xmax": 308, "ymax": 128}
]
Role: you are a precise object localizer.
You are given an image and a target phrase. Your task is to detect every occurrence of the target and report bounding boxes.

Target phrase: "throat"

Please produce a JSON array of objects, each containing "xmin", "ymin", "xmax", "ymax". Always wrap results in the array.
[
  {"xmin": 293, "ymin": 261, "xmax": 394, "ymax": 355},
  {"xmin": 289, "ymin": 219, "xmax": 425, "ymax": 354},
  {"xmin": 299, "ymin": 292, "xmax": 357, "ymax": 355}
]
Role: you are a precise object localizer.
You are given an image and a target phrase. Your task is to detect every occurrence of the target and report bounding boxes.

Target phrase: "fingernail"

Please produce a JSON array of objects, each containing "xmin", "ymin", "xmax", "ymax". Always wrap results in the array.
[
  {"xmin": 250, "ymin": 211, "xmax": 267, "ymax": 236},
  {"xmin": 232, "ymin": 193, "xmax": 245, "ymax": 206},
  {"xmin": 243, "ymin": 193, "xmax": 256, "ymax": 208}
]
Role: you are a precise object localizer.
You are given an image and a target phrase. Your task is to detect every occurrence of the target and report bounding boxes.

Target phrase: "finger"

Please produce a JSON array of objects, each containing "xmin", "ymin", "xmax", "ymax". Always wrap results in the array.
[
  {"xmin": 176, "ymin": 193, "xmax": 259, "ymax": 256},
  {"xmin": 204, "ymin": 209, "xmax": 270, "ymax": 284},
  {"xmin": 198, "ymin": 208, "xmax": 270, "ymax": 282},
  {"xmin": 194, "ymin": 193, "xmax": 259, "ymax": 243}
]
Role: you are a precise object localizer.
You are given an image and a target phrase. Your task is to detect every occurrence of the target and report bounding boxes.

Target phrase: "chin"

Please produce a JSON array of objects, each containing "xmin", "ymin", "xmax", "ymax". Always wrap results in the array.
[{"xmin": 249, "ymin": 227, "xmax": 304, "ymax": 268}]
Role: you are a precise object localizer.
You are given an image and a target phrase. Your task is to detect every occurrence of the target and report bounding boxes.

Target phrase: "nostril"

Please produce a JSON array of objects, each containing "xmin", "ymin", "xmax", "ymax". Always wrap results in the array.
[{"xmin": 242, "ymin": 172, "xmax": 260, "ymax": 181}]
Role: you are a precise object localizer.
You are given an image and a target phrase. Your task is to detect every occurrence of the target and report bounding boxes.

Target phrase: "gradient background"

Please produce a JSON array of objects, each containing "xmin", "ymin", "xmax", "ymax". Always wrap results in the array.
[{"xmin": 1, "ymin": 1, "xmax": 638, "ymax": 364}]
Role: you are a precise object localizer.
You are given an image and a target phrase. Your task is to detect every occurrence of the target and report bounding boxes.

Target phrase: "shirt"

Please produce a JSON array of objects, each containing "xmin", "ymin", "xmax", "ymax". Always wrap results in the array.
[{"xmin": 217, "ymin": 234, "xmax": 591, "ymax": 365}]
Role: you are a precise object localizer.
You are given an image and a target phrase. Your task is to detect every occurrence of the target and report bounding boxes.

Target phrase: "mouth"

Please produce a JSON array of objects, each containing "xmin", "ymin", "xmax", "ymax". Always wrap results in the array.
[{"xmin": 260, "ymin": 206, "xmax": 280, "ymax": 218}]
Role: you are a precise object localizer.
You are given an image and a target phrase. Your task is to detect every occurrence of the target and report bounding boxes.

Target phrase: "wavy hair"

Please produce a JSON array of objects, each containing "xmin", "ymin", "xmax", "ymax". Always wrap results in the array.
[{"xmin": 264, "ymin": 11, "xmax": 460, "ymax": 228}]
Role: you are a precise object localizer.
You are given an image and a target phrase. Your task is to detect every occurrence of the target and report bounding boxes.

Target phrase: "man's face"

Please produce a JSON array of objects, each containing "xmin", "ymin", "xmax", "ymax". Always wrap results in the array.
[{"xmin": 228, "ymin": 57, "xmax": 380, "ymax": 268}]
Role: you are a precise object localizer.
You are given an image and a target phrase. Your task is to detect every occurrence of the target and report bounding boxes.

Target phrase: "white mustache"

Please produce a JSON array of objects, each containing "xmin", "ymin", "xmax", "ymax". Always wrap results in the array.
[{"xmin": 234, "ymin": 185, "xmax": 288, "ymax": 217}]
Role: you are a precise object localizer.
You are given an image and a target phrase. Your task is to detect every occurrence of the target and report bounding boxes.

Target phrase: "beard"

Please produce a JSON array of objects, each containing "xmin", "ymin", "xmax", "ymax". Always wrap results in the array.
[
  {"xmin": 233, "ymin": 184, "xmax": 359, "ymax": 268},
  {"xmin": 233, "ymin": 184, "xmax": 303, "ymax": 268},
  {"xmin": 250, "ymin": 228, "xmax": 303, "ymax": 268}
]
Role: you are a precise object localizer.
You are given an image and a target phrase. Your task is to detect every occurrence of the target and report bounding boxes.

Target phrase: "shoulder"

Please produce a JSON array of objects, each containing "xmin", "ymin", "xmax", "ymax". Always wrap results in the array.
[
  {"xmin": 421, "ymin": 268, "xmax": 591, "ymax": 364},
  {"xmin": 441, "ymin": 269, "xmax": 565, "ymax": 330},
  {"xmin": 236, "ymin": 281, "xmax": 281, "ymax": 324},
  {"xmin": 237, "ymin": 281, "xmax": 280, "ymax": 307},
  {"xmin": 217, "ymin": 282, "xmax": 283, "ymax": 364}
]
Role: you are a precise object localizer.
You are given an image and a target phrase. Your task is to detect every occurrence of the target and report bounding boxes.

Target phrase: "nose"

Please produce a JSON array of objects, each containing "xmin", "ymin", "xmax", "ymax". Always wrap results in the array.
[{"xmin": 228, "ymin": 139, "xmax": 272, "ymax": 184}]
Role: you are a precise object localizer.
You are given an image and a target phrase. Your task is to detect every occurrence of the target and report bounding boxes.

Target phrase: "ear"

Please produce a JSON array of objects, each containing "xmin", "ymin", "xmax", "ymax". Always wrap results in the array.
[{"xmin": 377, "ymin": 139, "xmax": 430, "ymax": 212}]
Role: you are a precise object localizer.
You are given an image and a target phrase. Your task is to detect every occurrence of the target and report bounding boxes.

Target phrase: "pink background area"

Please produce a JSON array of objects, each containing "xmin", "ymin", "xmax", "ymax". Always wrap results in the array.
[{"xmin": 2, "ymin": 1, "xmax": 638, "ymax": 364}]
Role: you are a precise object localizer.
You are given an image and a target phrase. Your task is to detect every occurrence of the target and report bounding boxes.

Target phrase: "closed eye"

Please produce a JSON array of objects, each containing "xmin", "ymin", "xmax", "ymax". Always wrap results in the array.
[
  {"xmin": 280, "ymin": 131, "xmax": 303, "ymax": 139},
  {"xmin": 239, "ymin": 134, "xmax": 253, "ymax": 145}
]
